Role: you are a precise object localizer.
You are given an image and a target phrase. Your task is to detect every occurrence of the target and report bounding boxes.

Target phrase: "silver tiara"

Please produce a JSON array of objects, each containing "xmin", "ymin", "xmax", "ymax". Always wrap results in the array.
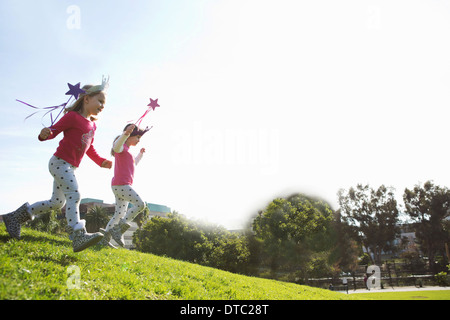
[{"xmin": 85, "ymin": 75, "xmax": 109, "ymax": 94}]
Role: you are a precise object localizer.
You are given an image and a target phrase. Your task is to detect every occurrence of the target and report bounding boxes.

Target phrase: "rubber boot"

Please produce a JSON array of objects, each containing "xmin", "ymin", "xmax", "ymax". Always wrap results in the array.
[
  {"xmin": 109, "ymin": 219, "xmax": 131, "ymax": 248},
  {"xmin": 2, "ymin": 203, "xmax": 33, "ymax": 239},
  {"xmin": 67, "ymin": 220, "xmax": 104, "ymax": 252},
  {"xmin": 98, "ymin": 228, "xmax": 117, "ymax": 249}
]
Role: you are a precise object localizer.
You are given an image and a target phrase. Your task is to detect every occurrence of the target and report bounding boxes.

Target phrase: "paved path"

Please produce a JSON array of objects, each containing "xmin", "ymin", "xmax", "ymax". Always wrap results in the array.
[{"xmin": 342, "ymin": 286, "xmax": 449, "ymax": 294}]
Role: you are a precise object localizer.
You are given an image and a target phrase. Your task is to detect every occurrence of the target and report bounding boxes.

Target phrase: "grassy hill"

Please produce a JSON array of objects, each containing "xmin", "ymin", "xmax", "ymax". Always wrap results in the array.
[{"xmin": 0, "ymin": 225, "xmax": 357, "ymax": 300}]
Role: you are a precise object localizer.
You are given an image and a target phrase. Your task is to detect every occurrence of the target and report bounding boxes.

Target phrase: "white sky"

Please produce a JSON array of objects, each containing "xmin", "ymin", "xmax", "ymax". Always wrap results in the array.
[{"xmin": 1, "ymin": 0, "xmax": 450, "ymax": 229}]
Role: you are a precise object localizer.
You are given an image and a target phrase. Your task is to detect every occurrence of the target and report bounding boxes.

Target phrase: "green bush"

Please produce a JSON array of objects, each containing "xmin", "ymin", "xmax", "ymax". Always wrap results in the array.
[
  {"xmin": 25, "ymin": 210, "xmax": 66, "ymax": 235},
  {"xmin": 133, "ymin": 213, "xmax": 250, "ymax": 273},
  {"xmin": 434, "ymin": 271, "xmax": 449, "ymax": 286}
]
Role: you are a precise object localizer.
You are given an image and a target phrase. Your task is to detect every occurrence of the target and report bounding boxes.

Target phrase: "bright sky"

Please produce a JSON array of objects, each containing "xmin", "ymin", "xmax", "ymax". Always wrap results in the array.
[{"xmin": 1, "ymin": 0, "xmax": 450, "ymax": 229}]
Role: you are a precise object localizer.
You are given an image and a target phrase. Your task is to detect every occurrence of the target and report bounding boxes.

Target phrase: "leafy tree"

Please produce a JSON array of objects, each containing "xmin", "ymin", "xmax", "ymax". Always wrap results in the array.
[
  {"xmin": 403, "ymin": 181, "xmax": 450, "ymax": 273},
  {"xmin": 133, "ymin": 212, "xmax": 251, "ymax": 273},
  {"xmin": 134, "ymin": 213, "xmax": 207, "ymax": 262},
  {"xmin": 337, "ymin": 184, "xmax": 400, "ymax": 265},
  {"xmin": 329, "ymin": 209, "xmax": 360, "ymax": 275},
  {"xmin": 207, "ymin": 232, "xmax": 250, "ymax": 273},
  {"xmin": 251, "ymin": 194, "xmax": 333, "ymax": 278},
  {"xmin": 85, "ymin": 205, "xmax": 110, "ymax": 233}
]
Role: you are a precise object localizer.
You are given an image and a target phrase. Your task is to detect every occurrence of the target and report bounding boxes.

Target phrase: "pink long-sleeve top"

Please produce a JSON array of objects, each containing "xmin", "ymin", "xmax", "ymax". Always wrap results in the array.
[
  {"xmin": 111, "ymin": 132, "xmax": 144, "ymax": 186},
  {"xmin": 39, "ymin": 111, "xmax": 106, "ymax": 168},
  {"xmin": 111, "ymin": 143, "xmax": 135, "ymax": 186}
]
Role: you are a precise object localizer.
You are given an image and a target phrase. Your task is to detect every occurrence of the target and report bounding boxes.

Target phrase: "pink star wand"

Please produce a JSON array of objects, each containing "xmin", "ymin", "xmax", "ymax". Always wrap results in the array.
[{"xmin": 135, "ymin": 98, "xmax": 160, "ymax": 127}]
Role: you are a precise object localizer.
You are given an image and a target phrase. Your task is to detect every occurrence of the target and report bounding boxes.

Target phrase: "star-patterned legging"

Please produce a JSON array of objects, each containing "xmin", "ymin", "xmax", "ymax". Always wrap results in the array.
[
  {"xmin": 105, "ymin": 185, "xmax": 146, "ymax": 231},
  {"xmin": 28, "ymin": 155, "xmax": 81, "ymax": 229}
]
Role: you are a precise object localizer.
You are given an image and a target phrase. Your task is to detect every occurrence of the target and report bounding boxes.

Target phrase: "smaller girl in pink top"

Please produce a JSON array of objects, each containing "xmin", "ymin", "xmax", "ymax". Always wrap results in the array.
[{"xmin": 100, "ymin": 123, "xmax": 149, "ymax": 247}]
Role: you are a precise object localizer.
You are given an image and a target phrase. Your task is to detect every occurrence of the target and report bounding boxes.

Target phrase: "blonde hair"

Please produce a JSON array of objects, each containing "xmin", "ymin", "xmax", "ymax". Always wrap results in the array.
[{"xmin": 64, "ymin": 84, "xmax": 104, "ymax": 121}]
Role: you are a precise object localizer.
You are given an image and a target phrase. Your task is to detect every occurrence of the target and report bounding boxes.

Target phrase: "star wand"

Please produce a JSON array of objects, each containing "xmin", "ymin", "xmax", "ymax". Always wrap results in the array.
[
  {"xmin": 17, "ymin": 82, "xmax": 86, "ymax": 128},
  {"xmin": 135, "ymin": 98, "xmax": 160, "ymax": 127}
]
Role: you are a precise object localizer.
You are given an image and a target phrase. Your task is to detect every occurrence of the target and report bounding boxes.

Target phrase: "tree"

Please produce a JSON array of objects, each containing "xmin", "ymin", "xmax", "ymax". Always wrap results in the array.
[
  {"xmin": 329, "ymin": 209, "xmax": 360, "ymax": 275},
  {"xmin": 207, "ymin": 233, "xmax": 250, "ymax": 274},
  {"xmin": 403, "ymin": 181, "xmax": 450, "ymax": 273},
  {"xmin": 85, "ymin": 205, "xmax": 110, "ymax": 233},
  {"xmin": 338, "ymin": 184, "xmax": 400, "ymax": 265},
  {"xmin": 134, "ymin": 213, "xmax": 207, "ymax": 262},
  {"xmin": 251, "ymin": 194, "xmax": 333, "ymax": 278},
  {"xmin": 133, "ymin": 212, "xmax": 251, "ymax": 273}
]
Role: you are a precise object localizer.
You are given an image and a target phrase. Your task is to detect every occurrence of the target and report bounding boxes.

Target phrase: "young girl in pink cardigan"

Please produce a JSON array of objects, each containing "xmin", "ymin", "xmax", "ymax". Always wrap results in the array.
[
  {"xmin": 100, "ymin": 123, "xmax": 149, "ymax": 248},
  {"xmin": 3, "ymin": 81, "xmax": 112, "ymax": 252}
]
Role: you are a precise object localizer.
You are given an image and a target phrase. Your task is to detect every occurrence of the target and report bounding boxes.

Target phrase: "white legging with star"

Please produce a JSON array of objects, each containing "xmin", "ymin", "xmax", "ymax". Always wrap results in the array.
[
  {"xmin": 28, "ymin": 155, "xmax": 82, "ymax": 229},
  {"xmin": 105, "ymin": 185, "xmax": 146, "ymax": 231}
]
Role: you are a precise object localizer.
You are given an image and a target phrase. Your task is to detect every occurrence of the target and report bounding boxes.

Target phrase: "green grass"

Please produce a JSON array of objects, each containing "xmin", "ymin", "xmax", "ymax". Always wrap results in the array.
[
  {"xmin": 0, "ymin": 225, "xmax": 356, "ymax": 300},
  {"xmin": 353, "ymin": 290, "xmax": 450, "ymax": 300}
]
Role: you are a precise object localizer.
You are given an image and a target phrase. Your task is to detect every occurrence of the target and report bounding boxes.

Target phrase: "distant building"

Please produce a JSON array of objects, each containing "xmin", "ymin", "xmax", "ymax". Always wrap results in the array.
[
  {"xmin": 392, "ymin": 223, "xmax": 419, "ymax": 255},
  {"xmin": 61, "ymin": 198, "xmax": 171, "ymax": 220},
  {"xmin": 79, "ymin": 198, "xmax": 115, "ymax": 216},
  {"xmin": 362, "ymin": 223, "xmax": 421, "ymax": 261},
  {"xmin": 146, "ymin": 203, "xmax": 171, "ymax": 218}
]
